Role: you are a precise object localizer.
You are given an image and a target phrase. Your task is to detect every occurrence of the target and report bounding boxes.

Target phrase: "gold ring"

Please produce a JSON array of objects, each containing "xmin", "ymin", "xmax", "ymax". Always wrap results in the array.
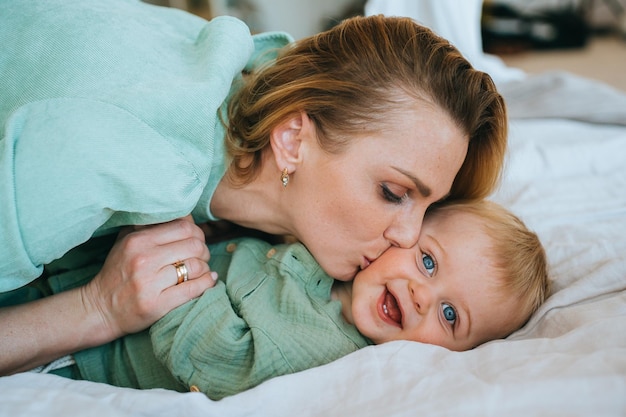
[{"xmin": 173, "ymin": 261, "xmax": 188, "ymax": 285}]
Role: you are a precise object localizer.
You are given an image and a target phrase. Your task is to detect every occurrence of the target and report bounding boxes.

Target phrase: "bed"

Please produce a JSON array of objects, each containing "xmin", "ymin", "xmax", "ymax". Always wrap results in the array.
[{"xmin": 2, "ymin": 58, "xmax": 626, "ymax": 417}]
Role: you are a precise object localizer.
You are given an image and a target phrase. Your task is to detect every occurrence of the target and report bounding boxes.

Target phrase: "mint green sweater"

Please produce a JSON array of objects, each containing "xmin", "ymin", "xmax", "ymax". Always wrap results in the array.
[{"xmin": 0, "ymin": 0, "xmax": 292, "ymax": 292}]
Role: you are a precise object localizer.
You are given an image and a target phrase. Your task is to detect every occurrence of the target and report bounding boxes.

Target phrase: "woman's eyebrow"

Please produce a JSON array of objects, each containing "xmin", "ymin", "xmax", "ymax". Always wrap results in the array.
[{"xmin": 391, "ymin": 167, "xmax": 432, "ymax": 197}]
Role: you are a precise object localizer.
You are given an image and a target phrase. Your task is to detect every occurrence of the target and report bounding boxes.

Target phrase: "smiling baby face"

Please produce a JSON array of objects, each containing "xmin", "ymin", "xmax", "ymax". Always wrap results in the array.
[{"xmin": 342, "ymin": 209, "xmax": 526, "ymax": 351}]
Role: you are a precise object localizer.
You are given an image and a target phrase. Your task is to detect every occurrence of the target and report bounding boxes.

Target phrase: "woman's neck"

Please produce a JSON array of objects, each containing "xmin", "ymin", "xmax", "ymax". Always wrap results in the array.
[{"xmin": 210, "ymin": 165, "xmax": 293, "ymax": 236}]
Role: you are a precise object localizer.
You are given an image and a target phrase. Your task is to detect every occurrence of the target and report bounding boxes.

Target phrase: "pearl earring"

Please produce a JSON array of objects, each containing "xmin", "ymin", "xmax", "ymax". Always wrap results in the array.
[{"xmin": 280, "ymin": 168, "xmax": 289, "ymax": 188}]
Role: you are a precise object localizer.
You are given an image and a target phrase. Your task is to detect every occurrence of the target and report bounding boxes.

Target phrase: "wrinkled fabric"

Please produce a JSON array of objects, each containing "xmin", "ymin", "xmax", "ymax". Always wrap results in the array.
[{"xmin": 0, "ymin": 0, "xmax": 292, "ymax": 292}]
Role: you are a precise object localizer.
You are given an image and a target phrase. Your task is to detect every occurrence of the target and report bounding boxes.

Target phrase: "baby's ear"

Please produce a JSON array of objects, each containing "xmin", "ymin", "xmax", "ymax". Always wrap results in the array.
[{"xmin": 269, "ymin": 111, "xmax": 312, "ymax": 171}]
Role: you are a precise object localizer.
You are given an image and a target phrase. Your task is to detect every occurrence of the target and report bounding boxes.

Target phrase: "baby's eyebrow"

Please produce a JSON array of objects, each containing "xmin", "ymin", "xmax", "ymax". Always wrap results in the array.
[{"xmin": 391, "ymin": 167, "xmax": 432, "ymax": 197}]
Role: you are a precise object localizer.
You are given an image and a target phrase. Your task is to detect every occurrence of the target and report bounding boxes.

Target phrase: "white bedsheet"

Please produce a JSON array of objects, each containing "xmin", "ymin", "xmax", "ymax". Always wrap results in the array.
[{"xmin": 2, "ymin": 73, "xmax": 626, "ymax": 416}]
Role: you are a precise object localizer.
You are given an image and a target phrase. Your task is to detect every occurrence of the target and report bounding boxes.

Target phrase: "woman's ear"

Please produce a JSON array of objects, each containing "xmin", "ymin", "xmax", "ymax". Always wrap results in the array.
[{"xmin": 269, "ymin": 111, "xmax": 313, "ymax": 172}]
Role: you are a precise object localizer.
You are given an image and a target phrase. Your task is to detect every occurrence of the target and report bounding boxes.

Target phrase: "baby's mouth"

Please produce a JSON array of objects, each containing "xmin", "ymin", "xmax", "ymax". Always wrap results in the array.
[{"xmin": 382, "ymin": 289, "xmax": 402, "ymax": 326}]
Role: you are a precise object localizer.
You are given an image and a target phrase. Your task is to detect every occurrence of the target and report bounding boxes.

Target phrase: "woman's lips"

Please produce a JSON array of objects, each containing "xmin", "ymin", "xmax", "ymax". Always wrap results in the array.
[
  {"xmin": 378, "ymin": 288, "xmax": 403, "ymax": 327},
  {"xmin": 361, "ymin": 257, "xmax": 372, "ymax": 270}
]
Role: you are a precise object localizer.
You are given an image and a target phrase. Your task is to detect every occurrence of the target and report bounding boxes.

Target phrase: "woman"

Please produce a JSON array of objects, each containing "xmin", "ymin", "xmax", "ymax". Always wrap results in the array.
[{"xmin": 0, "ymin": 0, "xmax": 506, "ymax": 374}]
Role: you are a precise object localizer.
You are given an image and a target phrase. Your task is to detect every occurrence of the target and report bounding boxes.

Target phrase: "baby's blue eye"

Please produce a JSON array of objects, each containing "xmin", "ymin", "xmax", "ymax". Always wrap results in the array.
[
  {"xmin": 442, "ymin": 303, "xmax": 457, "ymax": 325},
  {"xmin": 422, "ymin": 253, "xmax": 435, "ymax": 275}
]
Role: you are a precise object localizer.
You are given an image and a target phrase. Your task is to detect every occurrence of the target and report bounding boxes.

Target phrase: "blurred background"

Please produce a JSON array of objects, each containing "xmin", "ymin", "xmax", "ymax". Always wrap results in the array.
[{"xmin": 146, "ymin": 0, "xmax": 626, "ymax": 92}]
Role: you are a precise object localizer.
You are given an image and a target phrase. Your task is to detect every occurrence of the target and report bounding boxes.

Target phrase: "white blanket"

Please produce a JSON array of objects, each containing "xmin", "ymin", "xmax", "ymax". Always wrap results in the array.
[{"xmin": 2, "ymin": 72, "xmax": 626, "ymax": 417}]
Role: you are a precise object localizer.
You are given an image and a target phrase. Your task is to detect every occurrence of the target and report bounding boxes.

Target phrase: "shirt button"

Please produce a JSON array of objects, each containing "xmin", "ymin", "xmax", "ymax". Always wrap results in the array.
[
  {"xmin": 226, "ymin": 243, "xmax": 237, "ymax": 253},
  {"xmin": 266, "ymin": 248, "xmax": 277, "ymax": 258},
  {"xmin": 189, "ymin": 385, "xmax": 200, "ymax": 392}
]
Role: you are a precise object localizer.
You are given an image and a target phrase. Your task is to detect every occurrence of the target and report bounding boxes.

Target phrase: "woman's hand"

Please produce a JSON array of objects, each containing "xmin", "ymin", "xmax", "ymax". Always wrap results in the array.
[
  {"xmin": 0, "ymin": 216, "xmax": 217, "ymax": 375},
  {"xmin": 82, "ymin": 215, "xmax": 218, "ymax": 337}
]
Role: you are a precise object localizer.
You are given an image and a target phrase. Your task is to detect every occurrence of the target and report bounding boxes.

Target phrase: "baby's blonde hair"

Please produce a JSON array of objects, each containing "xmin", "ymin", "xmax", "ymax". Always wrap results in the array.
[{"xmin": 428, "ymin": 200, "xmax": 551, "ymax": 336}]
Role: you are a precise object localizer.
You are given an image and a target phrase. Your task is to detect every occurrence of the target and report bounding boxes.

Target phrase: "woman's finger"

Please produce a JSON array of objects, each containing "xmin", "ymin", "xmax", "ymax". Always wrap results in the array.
[
  {"xmin": 128, "ymin": 215, "xmax": 204, "ymax": 247},
  {"xmin": 164, "ymin": 257, "xmax": 214, "ymax": 287},
  {"xmin": 158, "ymin": 272, "xmax": 218, "ymax": 315},
  {"xmin": 120, "ymin": 223, "xmax": 208, "ymax": 266},
  {"xmin": 133, "ymin": 236, "xmax": 210, "ymax": 290}
]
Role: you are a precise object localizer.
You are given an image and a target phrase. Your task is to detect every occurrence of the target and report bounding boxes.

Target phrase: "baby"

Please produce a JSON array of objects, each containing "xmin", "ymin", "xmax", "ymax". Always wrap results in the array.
[
  {"xmin": 340, "ymin": 199, "xmax": 550, "ymax": 352},
  {"xmin": 26, "ymin": 200, "xmax": 550, "ymax": 400}
]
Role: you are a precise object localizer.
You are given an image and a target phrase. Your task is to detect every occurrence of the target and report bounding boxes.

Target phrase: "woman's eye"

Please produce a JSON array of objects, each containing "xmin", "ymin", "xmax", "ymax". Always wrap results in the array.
[
  {"xmin": 442, "ymin": 303, "xmax": 457, "ymax": 325},
  {"xmin": 381, "ymin": 183, "xmax": 406, "ymax": 204},
  {"xmin": 422, "ymin": 253, "xmax": 436, "ymax": 275}
]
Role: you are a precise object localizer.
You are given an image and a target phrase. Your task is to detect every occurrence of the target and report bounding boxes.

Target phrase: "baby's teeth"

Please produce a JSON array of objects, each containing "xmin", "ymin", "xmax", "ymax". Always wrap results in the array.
[{"xmin": 383, "ymin": 304, "xmax": 388, "ymax": 315}]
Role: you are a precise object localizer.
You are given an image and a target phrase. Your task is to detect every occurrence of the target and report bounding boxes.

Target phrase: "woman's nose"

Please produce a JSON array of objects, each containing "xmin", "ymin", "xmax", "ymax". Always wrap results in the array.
[{"xmin": 383, "ymin": 208, "xmax": 424, "ymax": 248}]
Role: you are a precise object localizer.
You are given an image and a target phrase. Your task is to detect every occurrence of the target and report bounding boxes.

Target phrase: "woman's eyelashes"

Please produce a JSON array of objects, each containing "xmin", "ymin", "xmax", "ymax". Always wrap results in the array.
[{"xmin": 380, "ymin": 183, "xmax": 407, "ymax": 204}]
